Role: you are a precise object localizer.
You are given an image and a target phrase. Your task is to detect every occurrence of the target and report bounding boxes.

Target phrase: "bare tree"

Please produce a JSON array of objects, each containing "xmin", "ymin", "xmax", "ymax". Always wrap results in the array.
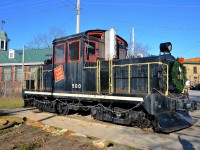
[
  {"xmin": 49, "ymin": 26, "xmax": 65, "ymax": 39},
  {"xmin": 134, "ymin": 42, "xmax": 150, "ymax": 57},
  {"xmin": 27, "ymin": 27, "xmax": 65, "ymax": 49},
  {"xmin": 43, "ymin": 33, "xmax": 52, "ymax": 49}
]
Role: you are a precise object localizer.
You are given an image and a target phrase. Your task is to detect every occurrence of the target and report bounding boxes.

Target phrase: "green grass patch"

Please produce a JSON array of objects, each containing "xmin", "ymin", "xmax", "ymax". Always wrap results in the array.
[
  {"xmin": 0, "ymin": 98, "xmax": 23, "ymax": 109},
  {"xmin": 0, "ymin": 127, "xmax": 15, "ymax": 134},
  {"xmin": 17, "ymin": 142, "xmax": 41, "ymax": 150},
  {"xmin": 0, "ymin": 116, "xmax": 24, "ymax": 124}
]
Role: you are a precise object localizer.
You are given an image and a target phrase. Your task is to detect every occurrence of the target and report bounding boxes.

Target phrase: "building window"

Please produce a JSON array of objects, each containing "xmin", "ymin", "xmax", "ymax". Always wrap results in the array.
[
  {"xmin": 9, "ymin": 51, "xmax": 14, "ymax": 59},
  {"xmin": 1, "ymin": 40, "xmax": 5, "ymax": 50},
  {"xmin": 15, "ymin": 66, "xmax": 23, "ymax": 81},
  {"xmin": 68, "ymin": 40, "xmax": 80, "ymax": 62},
  {"xmin": 10, "ymin": 53, "xmax": 14, "ymax": 58},
  {"xmin": 3, "ymin": 67, "xmax": 11, "ymax": 81},
  {"xmin": 54, "ymin": 43, "xmax": 65, "ymax": 64},
  {"xmin": 28, "ymin": 66, "xmax": 36, "ymax": 80},
  {"xmin": 5, "ymin": 41, "xmax": 8, "ymax": 50},
  {"xmin": 193, "ymin": 66, "xmax": 197, "ymax": 74}
]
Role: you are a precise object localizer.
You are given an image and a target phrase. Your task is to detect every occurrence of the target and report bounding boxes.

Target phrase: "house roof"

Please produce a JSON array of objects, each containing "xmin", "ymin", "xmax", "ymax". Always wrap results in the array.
[
  {"xmin": 184, "ymin": 57, "xmax": 200, "ymax": 64},
  {"xmin": 0, "ymin": 49, "xmax": 53, "ymax": 66},
  {"xmin": 0, "ymin": 30, "xmax": 9, "ymax": 41}
]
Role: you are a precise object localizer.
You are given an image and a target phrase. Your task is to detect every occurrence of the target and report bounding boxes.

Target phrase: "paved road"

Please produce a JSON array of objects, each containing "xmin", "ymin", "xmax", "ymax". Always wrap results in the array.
[
  {"xmin": 189, "ymin": 90, "xmax": 200, "ymax": 103},
  {"xmin": 1, "ymin": 91, "xmax": 200, "ymax": 150}
]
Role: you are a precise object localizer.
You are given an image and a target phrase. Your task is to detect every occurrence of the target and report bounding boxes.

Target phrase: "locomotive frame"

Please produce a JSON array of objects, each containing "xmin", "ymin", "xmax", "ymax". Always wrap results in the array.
[{"xmin": 23, "ymin": 29, "xmax": 197, "ymax": 133}]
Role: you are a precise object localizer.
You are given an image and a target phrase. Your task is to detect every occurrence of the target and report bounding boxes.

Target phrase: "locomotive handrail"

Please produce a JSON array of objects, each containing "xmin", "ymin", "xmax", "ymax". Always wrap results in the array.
[
  {"xmin": 25, "ymin": 66, "xmax": 53, "ymax": 91},
  {"xmin": 83, "ymin": 66, "xmax": 97, "ymax": 69},
  {"xmin": 109, "ymin": 59, "xmax": 113, "ymax": 94},
  {"xmin": 42, "ymin": 70, "xmax": 52, "ymax": 72},
  {"xmin": 23, "ymin": 66, "xmax": 38, "ymax": 90},
  {"xmin": 112, "ymin": 61, "xmax": 164, "ymax": 67},
  {"xmin": 24, "ymin": 61, "xmax": 169, "ymax": 96},
  {"xmin": 97, "ymin": 60, "xmax": 101, "ymax": 94},
  {"xmin": 111, "ymin": 61, "xmax": 169, "ymax": 96}
]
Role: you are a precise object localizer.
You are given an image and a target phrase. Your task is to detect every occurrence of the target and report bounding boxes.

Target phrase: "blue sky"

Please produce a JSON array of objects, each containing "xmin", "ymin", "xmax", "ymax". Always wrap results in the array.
[{"xmin": 1, "ymin": 0, "xmax": 200, "ymax": 59}]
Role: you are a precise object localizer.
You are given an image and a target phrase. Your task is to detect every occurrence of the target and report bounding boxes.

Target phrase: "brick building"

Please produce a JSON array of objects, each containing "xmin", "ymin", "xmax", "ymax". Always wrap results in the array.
[
  {"xmin": 183, "ymin": 58, "xmax": 200, "ymax": 86},
  {"xmin": 0, "ymin": 30, "xmax": 52, "ymax": 97}
]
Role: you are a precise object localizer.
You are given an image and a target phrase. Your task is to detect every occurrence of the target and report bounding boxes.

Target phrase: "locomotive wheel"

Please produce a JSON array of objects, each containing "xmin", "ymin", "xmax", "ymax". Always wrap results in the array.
[
  {"xmin": 24, "ymin": 99, "xmax": 32, "ymax": 107},
  {"xmin": 37, "ymin": 102, "xmax": 44, "ymax": 112},
  {"xmin": 56, "ymin": 103, "xmax": 69, "ymax": 115}
]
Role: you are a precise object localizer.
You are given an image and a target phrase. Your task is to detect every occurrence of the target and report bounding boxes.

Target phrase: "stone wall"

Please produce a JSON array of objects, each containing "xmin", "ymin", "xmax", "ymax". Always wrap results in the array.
[{"xmin": 184, "ymin": 63, "xmax": 200, "ymax": 85}]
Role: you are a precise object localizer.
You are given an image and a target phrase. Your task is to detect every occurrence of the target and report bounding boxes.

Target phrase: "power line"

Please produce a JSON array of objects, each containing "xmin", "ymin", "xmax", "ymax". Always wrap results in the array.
[
  {"xmin": 57, "ymin": 0, "xmax": 71, "ymax": 7},
  {"xmin": 0, "ymin": 0, "xmax": 77, "ymax": 22},
  {"xmin": 81, "ymin": 11, "xmax": 200, "ymax": 31},
  {"xmin": 82, "ymin": 2, "xmax": 200, "ymax": 8},
  {"xmin": 57, "ymin": 0, "xmax": 76, "ymax": 7},
  {"xmin": 0, "ymin": 0, "xmax": 50, "ymax": 10},
  {"xmin": 4, "ymin": 5, "xmax": 69, "ymax": 21},
  {"xmin": 0, "ymin": 0, "xmax": 67, "ymax": 13},
  {"xmin": 179, "ymin": 42, "xmax": 200, "ymax": 54}
]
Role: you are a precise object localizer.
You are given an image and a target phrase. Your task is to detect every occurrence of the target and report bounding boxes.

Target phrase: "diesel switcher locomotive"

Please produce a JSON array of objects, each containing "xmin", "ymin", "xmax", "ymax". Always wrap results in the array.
[{"xmin": 23, "ymin": 28, "xmax": 197, "ymax": 133}]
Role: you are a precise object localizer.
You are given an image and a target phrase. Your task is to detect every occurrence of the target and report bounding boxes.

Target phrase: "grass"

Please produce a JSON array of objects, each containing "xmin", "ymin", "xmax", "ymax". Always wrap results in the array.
[
  {"xmin": 18, "ymin": 143, "xmax": 41, "ymax": 150},
  {"xmin": 0, "ymin": 116, "xmax": 24, "ymax": 124},
  {"xmin": 0, "ymin": 116, "xmax": 24, "ymax": 134},
  {"xmin": 0, "ymin": 98, "xmax": 23, "ymax": 109}
]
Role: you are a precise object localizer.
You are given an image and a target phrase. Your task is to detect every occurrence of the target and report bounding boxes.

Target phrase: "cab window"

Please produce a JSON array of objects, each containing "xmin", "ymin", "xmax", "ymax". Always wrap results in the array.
[
  {"xmin": 85, "ymin": 41, "xmax": 96, "ymax": 62},
  {"xmin": 55, "ymin": 43, "xmax": 66, "ymax": 64},
  {"xmin": 68, "ymin": 40, "xmax": 80, "ymax": 62},
  {"xmin": 84, "ymin": 41, "xmax": 105, "ymax": 62},
  {"xmin": 119, "ymin": 49, "xmax": 126, "ymax": 59},
  {"xmin": 98, "ymin": 42, "xmax": 105, "ymax": 58}
]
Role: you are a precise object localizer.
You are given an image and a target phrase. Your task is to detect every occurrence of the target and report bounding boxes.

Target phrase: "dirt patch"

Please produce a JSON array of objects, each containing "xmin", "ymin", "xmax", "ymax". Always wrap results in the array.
[{"xmin": 0, "ymin": 124, "xmax": 105, "ymax": 150}]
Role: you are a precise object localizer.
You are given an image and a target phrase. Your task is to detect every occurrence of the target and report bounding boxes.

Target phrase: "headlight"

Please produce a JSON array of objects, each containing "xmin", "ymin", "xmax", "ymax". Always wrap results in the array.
[{"xmin": 160, "ymin": 42, "xmax": 172, "ymax": 54}]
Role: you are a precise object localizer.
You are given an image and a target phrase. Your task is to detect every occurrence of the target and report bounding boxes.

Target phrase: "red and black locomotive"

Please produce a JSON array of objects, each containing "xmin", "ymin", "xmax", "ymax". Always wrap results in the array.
[{"xmin": 23, "ymin": 28, "xmax": 197, "ymax": 133}]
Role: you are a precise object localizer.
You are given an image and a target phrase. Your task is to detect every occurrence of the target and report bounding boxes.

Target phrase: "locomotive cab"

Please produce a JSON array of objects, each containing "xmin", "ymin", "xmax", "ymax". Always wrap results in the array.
[{"xmin": 53, "ymin": 28, "xmax": 128, "ymax": 93}]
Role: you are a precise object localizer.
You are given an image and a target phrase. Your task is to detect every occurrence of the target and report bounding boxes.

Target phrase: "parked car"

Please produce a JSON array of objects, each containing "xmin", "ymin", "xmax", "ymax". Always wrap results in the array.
[{"xmin": 190, "ymin": 84, "xmax": 200, "ymax": 90}]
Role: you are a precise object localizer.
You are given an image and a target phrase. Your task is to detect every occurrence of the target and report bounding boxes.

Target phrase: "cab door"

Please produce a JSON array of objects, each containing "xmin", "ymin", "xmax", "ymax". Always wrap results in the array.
[
  {"xmin": 83, "ymin": 40, "xmax": 105, "ymax": 92},
  {"xmin": 66, "ymin": 39, "xmax": 82, "ymax": 92},
  {"xmin": 53, "ymin": 42, "xmax": 66, "ymax": 92}
]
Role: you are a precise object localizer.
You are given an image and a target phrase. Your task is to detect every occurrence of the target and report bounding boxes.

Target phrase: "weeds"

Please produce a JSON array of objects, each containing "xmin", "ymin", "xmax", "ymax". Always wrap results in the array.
[{"xmin": 17, "ymin": 142, "xmax": 41, "ymax": 150}]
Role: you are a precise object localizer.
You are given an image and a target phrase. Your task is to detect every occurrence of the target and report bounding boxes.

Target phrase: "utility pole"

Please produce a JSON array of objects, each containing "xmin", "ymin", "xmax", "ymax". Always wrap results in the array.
[
  {"xmin": 130, "ymin": 27, "xmax": 135, "ymax": 57},
  {"xmin": 76, "ymin": 0, "xmax": 80, "ymax": 33}
]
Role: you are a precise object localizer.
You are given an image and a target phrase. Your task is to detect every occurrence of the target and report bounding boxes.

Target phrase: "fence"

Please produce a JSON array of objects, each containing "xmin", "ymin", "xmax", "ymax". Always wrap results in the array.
[{"xmin": 0, "ymin": 80, "xmax": 22, "ymax": 97}]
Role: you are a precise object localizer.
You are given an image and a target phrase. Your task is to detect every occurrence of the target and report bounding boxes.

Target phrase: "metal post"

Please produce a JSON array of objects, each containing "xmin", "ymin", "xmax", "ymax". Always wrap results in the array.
[
  {"xmin": 96, "ymin": 60, "xmax": 101, "ymax": 94},
  {"xmin": 148, "ymin": 64, "xmax": 150, "ymax": 94},
  {"xmin": 109, "ymin": 59, "xmax": 113, "ymax": 94},
  {"xmin": 128, "ymin": 65, "xmax": 131, "ymax": 93},
  {"xmin": 22, "ymin": 45, "xmax": 25, "ymax": 88},
  {"xmin": 76, "ymin": 0, "xmax": 80, "ymax": 33},
  {"xmin": 131, "ymin": 27, "xmax": 134, "ymax": 57},
  {"xmin": 165, "ymin": 65, "xmax": 169, "ymax": 96}
]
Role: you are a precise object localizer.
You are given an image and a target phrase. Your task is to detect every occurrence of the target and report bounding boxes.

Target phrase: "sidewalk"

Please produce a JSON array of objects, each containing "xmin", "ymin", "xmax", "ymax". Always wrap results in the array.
[{"xmin": 2, "ymin": 108, "xmax": 200, "ymax": 150}]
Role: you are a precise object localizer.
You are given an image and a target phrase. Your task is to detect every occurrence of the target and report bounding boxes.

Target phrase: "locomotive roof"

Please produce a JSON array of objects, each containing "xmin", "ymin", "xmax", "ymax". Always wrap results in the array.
[{"xmin": 53, "ymin": 29, "xmax": 128, "ymax": 47}]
